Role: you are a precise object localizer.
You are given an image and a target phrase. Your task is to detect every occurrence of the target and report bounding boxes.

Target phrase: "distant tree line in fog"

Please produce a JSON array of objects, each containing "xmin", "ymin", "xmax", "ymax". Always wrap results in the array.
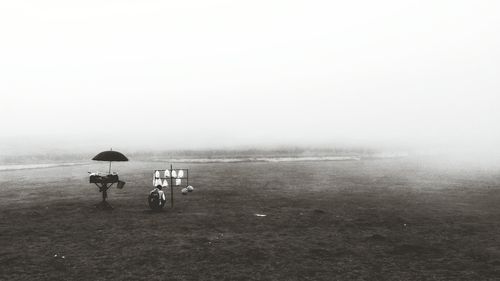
[
  {"xmin": 130, "ymin": 147, "xmax": 379, "ymax": 161},
  {"xmin": 0, "ymin": 146, "xmax": 381, "ymax": 164}
]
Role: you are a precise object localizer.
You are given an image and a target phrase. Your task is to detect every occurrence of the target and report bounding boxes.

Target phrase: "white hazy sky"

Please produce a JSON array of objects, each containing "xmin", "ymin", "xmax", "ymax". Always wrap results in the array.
[{"xmin": 1, "ymin": 0, "xmax": 499, "ymax": 152}]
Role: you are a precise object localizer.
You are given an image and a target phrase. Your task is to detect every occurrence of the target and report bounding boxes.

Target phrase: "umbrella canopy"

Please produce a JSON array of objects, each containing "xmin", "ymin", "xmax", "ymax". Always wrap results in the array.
[
  {"xmin": 92, "ymin": 150, "xmax": 128, "ymax": 174},
  {"xmin": 92, "ymin": 150, "xmax": 129, "ymax": 162}
]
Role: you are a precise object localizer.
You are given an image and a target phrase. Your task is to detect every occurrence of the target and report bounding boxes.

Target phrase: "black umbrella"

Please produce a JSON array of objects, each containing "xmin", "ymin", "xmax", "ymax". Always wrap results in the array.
[
  {"xmin": 92, "ymin": 149, "xmax": 129, "ymax": 174},
  {"xmin": 91, "ymin": 149, "xmax": 129, "ymax": 209}
]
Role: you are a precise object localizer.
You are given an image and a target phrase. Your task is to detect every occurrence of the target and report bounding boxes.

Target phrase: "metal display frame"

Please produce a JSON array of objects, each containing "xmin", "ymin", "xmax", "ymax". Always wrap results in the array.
[
  {"xmin": 152, "ymin": 164, "xmax": 189, "ymax": 208},
  {"xmin": 89, "ymin": 173, "xmax": 124, "ymax": 209}
]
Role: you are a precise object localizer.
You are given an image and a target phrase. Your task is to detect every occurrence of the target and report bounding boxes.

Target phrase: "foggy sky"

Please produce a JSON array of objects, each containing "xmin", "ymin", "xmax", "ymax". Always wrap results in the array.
[{"xmin": 1, "ymin": 1, "xmax": 499, "ymax": 153}]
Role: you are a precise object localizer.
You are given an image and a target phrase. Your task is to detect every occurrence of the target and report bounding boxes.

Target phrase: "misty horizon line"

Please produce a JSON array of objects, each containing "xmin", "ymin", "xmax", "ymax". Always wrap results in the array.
[
  {"xmin": 2, "ymin": 135, "xmax": 498, "ymax": 165},
  {"xmin": 1, "ymin": 142, "xmax": 499, "ymax": 167},
  {"xmin": 0, "ymin": 145, "xmax": 408, "ymax": 163}
]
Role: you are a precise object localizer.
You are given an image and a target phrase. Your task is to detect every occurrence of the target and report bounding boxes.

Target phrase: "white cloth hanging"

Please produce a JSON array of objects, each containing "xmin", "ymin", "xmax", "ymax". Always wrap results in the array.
[
  {"xmin": 154, "ymin": 178, "xmax": 162, "ymax": 187},
  {"xmin": 153, "ymin": 170, "xmax": 160, "ymax": 186}
]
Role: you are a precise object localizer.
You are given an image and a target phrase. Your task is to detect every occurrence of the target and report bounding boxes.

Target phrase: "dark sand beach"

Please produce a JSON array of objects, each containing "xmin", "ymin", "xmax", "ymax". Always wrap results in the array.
[{"xmin": 1, "ymin": 158, "xmax": 500, "ymax": 280}]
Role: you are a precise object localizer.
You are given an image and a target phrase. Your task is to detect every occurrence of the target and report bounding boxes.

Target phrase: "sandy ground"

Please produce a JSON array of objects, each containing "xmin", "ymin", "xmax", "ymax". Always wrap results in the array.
[{"xmin": 1, "ymin": 158, "xmax": 500, "ymax": 280}]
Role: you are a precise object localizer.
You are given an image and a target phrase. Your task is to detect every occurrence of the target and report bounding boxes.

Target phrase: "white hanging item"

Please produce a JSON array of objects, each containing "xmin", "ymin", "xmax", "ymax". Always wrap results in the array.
[
  {"xmin": 162, "ymin": 179, "xmax": 169, "ymax": 187},
  {"xmin": 177, "ymin": 170, "xmax": 184, "ymax": 178},
  {"xmin": 175, "ymin": 178, "xmax": 182, "ymax": 186},
  {"xmin": 164, "ymin": 169, "xmax": 170, "ymax": 178},
  {"xmin": 171, "ymin": 170, "xmax": 177, "ymax": 178},
  {"xmin": 154, "ymin": 178, "xmax": 163, "ymax": 187},
  {"xmin": 153, "ymin": 170, "xmax": 160, "ymax": 186}
]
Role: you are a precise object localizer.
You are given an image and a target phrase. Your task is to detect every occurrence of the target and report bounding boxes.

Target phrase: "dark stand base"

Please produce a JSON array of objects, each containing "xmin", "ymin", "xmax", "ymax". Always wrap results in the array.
[{"xmin": 95, "ymin": 200, "xmax": 113, "ymax": 210}]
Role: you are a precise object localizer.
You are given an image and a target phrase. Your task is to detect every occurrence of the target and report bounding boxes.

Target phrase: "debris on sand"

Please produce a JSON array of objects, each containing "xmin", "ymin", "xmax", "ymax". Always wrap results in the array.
[
  {"xmin": 366, "ymin": 234, "xmax": 387, "ymax": 242},
  {"xmin": 254, "ymin": 214, "xmax": 267, "ymax": 217},
  {"xmin": 391, "ymin": 243, "xmax": 443, "ymax": 256}
]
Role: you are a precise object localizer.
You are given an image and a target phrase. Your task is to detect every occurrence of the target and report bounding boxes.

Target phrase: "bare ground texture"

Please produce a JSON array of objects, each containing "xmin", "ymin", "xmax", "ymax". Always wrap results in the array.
[{"xmin": 1, "ymin": 158, "xmax": 500, "ymax": 280}]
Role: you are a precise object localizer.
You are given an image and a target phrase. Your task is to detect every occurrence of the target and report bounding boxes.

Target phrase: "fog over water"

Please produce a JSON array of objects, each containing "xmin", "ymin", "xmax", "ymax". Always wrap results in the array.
[{"xmin": 1, "ymin": 1, "xmax": 499, "ymax": 160}]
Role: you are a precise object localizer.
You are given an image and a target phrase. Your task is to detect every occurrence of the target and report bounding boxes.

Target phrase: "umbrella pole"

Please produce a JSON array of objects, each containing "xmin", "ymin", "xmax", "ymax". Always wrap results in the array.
[
  {"xmin": 108, "ymin": 161, "xmax": 112, "ymax": 174},
  {"xmin": 102, "ymin": 184, "xmax": 107, "ymax": 202},
  {"xmin": 96, "ymin": 183, "xmax": 112, "ymax": 210}
]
